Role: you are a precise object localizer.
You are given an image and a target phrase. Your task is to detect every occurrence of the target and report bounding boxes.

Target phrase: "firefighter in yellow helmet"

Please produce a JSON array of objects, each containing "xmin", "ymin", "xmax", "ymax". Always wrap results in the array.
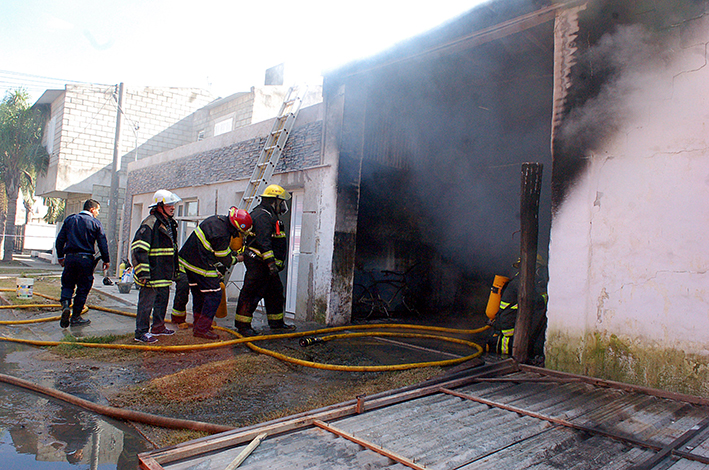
[{"xmin": 234, "ymin": 184, "xmax": 296, "ymax": 336}]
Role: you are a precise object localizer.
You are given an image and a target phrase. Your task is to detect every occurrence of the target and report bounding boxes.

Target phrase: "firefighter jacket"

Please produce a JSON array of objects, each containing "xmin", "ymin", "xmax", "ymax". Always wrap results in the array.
[
  {"xmin": 489, "ymin": 274, "xmax": 547, "ymax": 355},
  {"xmin": 245, "ymin": 201, "xmax": 287, "ymax": 270},
  {"xmin": 130, "ymin": 211, "xmax": 178, "ymax": 288},
  {"xmin": 178, "ymin": 215, "xmax": 240, "ymax": 279}
]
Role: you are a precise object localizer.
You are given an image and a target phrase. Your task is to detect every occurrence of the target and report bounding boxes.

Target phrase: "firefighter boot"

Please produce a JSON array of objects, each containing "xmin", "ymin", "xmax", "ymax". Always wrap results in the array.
[
  {"xmin": 193, "ymin": 316, "xmax": 219, "ymax": 340},
  {"xmin": 60, "ymin": 300, "xmax": 71, "ymax": 328},
  {"xmin": 269, "ymin": 320, "xmax": 296, "ymax": 333},
  {"xmin": 234, "ymin": 321, "xmax": 259, "ymax": 337}
]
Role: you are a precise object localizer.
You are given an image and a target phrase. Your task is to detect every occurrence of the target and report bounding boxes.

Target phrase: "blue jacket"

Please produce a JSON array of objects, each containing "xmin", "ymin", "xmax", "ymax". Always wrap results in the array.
[{"xmin": 55, "ymin": 211, "xmax": 110, "ymax": 262}]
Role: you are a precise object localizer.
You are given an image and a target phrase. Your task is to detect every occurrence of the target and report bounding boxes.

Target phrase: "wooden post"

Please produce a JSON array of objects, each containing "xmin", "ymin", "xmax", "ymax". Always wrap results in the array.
[{"xmin": 513, "ymin": 162, "xmax": 543, "ymax": 364}]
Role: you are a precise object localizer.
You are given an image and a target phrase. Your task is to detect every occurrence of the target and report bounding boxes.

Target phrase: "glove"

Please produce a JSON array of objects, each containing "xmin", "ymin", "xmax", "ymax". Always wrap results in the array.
[
  {"xmin": 275, "ymin": 259, "xmax": 285, "ymax": 271},
  {"xmin": 267, "ymin": 261, "xmax": 279, "ymax": 276},
  {"xmin": 244, "ymin": 249, "xmax": 258, "ymax": 260}
]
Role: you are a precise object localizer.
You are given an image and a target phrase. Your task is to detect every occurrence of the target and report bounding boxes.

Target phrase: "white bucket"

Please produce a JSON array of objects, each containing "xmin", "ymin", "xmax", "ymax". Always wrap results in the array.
[{"xmin": 16, "ymin": 277, "xmax": 34, "ymax": 299}]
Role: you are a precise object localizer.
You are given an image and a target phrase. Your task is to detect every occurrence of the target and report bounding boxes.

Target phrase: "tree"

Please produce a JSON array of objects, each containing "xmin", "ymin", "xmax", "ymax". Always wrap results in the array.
[
  {"xmin": 43, "ymin": 197, "xmax": 65, "ymax": 224},
  {"xmin": 0, "ymin": 89, "xmax": 48, "ymax": 261}
]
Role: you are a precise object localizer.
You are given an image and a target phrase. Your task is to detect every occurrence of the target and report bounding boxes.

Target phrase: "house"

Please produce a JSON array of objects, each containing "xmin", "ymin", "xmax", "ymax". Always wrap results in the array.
[
  {"xmin": 32, "ymin": 66, "xmax": 311, "ymax": 266},
  {"xmin": 33, "ymin": 83, "xmax": 215, "ymax": 262},
  {"xmin": 122, "ymin": 89, "xmax": 324, "ymax": 321}
]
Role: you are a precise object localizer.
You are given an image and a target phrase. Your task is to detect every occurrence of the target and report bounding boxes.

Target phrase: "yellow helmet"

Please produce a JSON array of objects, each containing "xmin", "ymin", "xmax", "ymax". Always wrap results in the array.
[{"xmin": 261, "ymin": 184, "xmax": 291, "ymax": 201}]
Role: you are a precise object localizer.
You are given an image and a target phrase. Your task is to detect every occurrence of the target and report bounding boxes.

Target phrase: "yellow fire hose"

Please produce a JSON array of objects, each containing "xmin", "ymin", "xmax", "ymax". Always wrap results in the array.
[{"xmin": 0, "ymin": 288, "xmax": 488, "ymax": 370}]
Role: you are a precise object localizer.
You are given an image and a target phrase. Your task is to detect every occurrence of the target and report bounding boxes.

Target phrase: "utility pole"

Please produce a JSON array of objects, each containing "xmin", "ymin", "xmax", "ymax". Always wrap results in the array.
[
  {"xmin": 107, "ymin": 82, "xmax": 124, "ymax": 274},
  {"xmin": 513, "ymin": 162, "xmax": 543, "ymax": 364}
]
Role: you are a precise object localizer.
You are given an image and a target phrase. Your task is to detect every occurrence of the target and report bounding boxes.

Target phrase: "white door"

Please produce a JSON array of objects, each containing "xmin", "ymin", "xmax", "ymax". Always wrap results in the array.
[{"xmin": 285, "ymin": 191, "xmax": 303, "ymax": 317}]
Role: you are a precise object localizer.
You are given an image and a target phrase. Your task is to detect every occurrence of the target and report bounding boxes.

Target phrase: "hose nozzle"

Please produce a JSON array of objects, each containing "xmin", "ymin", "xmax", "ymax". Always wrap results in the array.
[{"xmin": 299, "ymin": 336, "xmax": 324, "ymax": 347}]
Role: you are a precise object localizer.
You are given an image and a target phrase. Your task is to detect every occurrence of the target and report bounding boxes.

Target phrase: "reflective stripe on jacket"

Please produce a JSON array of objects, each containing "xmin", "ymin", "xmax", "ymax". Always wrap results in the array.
[
  {"xmin": 130, "ymin": 212, "xmax": 178, "ymax": 288},
  {"xmin": 178, "ymin": 215, "xmax": 239, "ymax": 278}
]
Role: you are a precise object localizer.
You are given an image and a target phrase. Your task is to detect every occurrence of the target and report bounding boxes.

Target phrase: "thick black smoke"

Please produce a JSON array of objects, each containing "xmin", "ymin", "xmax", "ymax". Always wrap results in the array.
[{"xmin": 552, "ymin": 0, "xmax": 671, "ymax": 211}]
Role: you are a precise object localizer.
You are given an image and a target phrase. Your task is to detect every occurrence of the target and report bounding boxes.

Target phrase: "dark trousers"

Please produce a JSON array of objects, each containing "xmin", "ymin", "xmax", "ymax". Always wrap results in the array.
[
  {"xmin": 135, "ymin": 286, "xmax": 169, "ymax": 337},
  {"xmin": 235, "ymin": 257, "xmax": 285, "ymax": 327},
  {"xmin": 171, "ymin": 270, "xmax": 190, "ymax": 317},
  {"xmin": 60, "ymin": 253, "xmax": 95, "ymax": 316},
  {"xmin": 185, "ymin": 270, "xmax": 221, "ymax": 334}
]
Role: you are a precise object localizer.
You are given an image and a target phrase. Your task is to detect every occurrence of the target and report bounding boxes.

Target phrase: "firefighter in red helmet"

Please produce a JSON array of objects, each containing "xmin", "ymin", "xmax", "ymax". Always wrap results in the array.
[
  {"xmin": 177, "ymin": 207, "xmax": 252, "ymax": 339},
  {"xmin": 234, "ymin": 184, "xmax": 296, "ymax": 336}
]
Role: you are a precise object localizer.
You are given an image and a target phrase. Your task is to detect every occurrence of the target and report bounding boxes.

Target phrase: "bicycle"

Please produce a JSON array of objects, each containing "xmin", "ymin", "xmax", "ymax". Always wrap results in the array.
[{"xmin": 352, "ymin": 264, "xmax": 420, "ymax": 319}]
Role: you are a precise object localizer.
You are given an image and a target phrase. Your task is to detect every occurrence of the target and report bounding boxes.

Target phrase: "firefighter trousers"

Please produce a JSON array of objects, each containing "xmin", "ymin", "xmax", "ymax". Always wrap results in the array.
[
  {"xmin": 184, "ymin": 270, "xmax": 222, "ymax": 334},
  {"xmin": 234, "ymin": 257, "xmax": 285, "ymax": 328}
]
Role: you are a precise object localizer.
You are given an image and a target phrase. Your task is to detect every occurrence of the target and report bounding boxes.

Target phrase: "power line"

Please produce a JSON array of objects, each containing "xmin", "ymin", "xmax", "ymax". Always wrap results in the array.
[
  {"xmin": 0, "ymin": 69, "xmax": 111, "ymax": 99},
  {"xmin": 0, "ymin": 69, "xmax": 94, "ymax": 85}
]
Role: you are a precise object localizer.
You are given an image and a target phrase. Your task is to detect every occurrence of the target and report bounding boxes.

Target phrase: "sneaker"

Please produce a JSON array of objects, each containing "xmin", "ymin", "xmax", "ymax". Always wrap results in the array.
[
  {"xmin": 150, "ymin": 326, "xmax": 175, "ymax": 336},
  {"xmin": 134, "ymin": 333, "xmax": 158, "ymax": 344},
  {"xmin": 70, "ymin": 316, "xmax": 91, "ymax": 326},
  {"xmin": 60, "ymin": 304, "xmax": 71, "ymax": 329},
  {"xmin": 193, "ymin": 330, "xmax": 219, "ymax": 340}
]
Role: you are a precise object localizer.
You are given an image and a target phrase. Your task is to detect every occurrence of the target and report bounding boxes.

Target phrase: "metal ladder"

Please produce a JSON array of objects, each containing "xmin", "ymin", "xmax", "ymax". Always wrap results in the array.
[
  {"xmin": 238, "ymin": 84, "xmax": 307, "ymax": 211},
  {"xmin": 224, "ymin": 84, "xmax": 307, "ymax": 292}
]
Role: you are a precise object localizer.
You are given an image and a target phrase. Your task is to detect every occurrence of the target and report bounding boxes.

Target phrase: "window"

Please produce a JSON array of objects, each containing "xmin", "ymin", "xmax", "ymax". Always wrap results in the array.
[
  {"xmin": 214, "ymin": 118, "xmax": 233, "ymax": 136},
  {"xmin": 176, "ymin": 199, "xmax": 199, "ymax": 246},
  {"xmin": 197, "ymin": 130, "xmax": 205, "ymax": 141}
]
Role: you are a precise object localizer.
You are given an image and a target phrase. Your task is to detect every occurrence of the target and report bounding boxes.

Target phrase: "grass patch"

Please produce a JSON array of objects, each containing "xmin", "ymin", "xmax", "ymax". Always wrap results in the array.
[{"xmin": 51, "ymin": 332, "xmax": 138, "ymax": 361}]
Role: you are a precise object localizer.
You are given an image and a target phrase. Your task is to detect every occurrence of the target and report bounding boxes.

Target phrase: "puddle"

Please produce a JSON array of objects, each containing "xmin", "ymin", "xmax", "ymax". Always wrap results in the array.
[
  {"xmin": 0, "ymin": 338, "xmax": 152, "ymax": 469},
  {"xmin": 0, "ymin": 382, "xmax": 152, "ymax": 469}
]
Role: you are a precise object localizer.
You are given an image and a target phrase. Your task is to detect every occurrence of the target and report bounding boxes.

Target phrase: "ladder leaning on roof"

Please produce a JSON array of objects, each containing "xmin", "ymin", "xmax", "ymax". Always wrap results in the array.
[
  {"xmin": 223, "ymin": 84, "xmax": 307, "ymax": 290},
  {"xmin": 238, "ymin": 84, "xmax": 307, "ymax": 212}
]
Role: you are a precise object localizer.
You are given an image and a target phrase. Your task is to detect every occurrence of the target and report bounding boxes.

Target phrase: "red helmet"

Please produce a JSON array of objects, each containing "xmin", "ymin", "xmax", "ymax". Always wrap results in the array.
[{"xmin": 228, "ymin": 207, "xmax": 252, "ymax": 232}]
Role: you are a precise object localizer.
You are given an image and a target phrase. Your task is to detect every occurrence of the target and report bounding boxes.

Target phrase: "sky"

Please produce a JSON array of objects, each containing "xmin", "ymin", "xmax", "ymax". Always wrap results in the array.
[{"xmin": 1, "ymin": 0, "xmax": 489, "ymax": 103}]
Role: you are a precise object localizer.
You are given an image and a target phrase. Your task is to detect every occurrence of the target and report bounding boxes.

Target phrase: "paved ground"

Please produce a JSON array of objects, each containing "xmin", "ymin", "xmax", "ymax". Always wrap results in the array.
[{"xmin": 5, "ymin": 254, "xmax": 275, "ymax": 342}]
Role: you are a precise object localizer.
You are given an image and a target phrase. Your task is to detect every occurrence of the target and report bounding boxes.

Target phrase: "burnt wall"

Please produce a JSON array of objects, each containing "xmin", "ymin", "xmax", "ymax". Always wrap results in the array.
[{"xmin": 551, "ymin": 0, "xmax": 707, "ymax": 210}]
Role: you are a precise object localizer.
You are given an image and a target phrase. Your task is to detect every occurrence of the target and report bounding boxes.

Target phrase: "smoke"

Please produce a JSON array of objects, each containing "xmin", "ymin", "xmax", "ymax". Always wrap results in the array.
[
  {"xmin": 552, "ymin": 2, "xmax": 672, "ymax": 209},
  {"xmin": 559, "ymin": 24, "xmax": 663, "ymax": 154},
  {"xmin": 353, "ymin": 14, "xmax": 555, "ymax": 279}
]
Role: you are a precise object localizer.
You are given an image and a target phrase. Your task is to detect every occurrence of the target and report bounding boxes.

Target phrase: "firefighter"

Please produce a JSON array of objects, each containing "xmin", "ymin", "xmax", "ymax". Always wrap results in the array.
[
  {"xmin": 131, "ymin": 189, "xmax": 181, "ymax": 343},
  {"xmin": 179, "ymin": 207, "xmax": 253, "ymax": 339},
  {"xmin": 234, "ymin": 184, "xmax": 296, "ymax": 336},
  {"xmin": 487, "ymin": 254, "xmax": 548, "ymax": 366}
]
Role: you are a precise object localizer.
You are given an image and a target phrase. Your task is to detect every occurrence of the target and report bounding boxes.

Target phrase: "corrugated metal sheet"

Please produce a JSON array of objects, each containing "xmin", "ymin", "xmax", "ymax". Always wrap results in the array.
[{"xmin": 141, "ymin": 361, "xmax": 709, "ymax": 470}]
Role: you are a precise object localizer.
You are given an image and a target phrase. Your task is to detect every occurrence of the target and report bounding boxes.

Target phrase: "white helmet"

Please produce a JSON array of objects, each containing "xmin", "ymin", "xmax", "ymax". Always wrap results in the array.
[{"xmin": 149, "ymin": 189, "xmax": 181, "ymax": 208}]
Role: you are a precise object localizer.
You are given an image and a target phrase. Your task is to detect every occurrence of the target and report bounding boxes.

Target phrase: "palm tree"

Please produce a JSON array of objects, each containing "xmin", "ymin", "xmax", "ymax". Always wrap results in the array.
[{"xmin": 0, "ymin": 89, "xmax": 49, "ymax": 261}]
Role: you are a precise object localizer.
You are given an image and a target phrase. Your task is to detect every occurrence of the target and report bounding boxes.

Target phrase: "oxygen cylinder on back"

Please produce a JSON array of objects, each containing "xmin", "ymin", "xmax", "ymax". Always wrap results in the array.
[
  {"xmin": 215, "ymin": 281, "xmax": 228, "ymax": 318},
  {"xmin": 485, "ymin": 275, "xmax": 510, "ymax": 320}
]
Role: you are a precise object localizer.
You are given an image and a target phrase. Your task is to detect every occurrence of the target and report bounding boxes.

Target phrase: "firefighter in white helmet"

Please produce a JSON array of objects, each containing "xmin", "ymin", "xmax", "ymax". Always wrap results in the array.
[
  {"xmin": 234, "ymin": 184, "xmax": 295, "ymax": 336},
  {"xmin": 177, "ymin": 207, "xmax": 253, "ymax": 339},
  {"xmin": 130, "ymin": 189, "xmax": 181, "ymax": 343}
]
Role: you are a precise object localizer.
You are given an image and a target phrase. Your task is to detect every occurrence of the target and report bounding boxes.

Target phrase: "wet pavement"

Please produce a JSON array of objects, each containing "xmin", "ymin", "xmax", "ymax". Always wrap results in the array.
[{"xmin": 0, "ymin": 255, "xmax": 153, "ymax": 469}]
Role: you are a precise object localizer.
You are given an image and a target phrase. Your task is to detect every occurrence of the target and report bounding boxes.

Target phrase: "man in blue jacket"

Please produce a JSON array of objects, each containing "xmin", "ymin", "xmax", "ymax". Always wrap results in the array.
[{"xmin": 55, "ymin": 199, "xmax": 110, "ymax": 328}]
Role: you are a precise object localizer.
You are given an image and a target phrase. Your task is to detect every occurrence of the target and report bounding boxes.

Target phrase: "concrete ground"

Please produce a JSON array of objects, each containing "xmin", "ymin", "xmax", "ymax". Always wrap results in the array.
[{"xmin": 7, "ymin": 254, "xmax": 273, "ymax": 342}]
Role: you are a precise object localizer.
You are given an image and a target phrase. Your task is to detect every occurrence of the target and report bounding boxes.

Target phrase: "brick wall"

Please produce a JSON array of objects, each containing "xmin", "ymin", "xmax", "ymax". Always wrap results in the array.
[
  {"xmin": 121, "ymin": 86, "xmax": 214, "ymax": 165},
  {"xmin": 191, "ymin": 92, "xmax": 255, "ymax": 140}
]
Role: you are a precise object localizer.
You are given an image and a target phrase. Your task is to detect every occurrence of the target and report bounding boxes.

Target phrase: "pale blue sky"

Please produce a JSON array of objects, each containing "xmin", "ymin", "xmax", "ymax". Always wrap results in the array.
[{"xmin": 1, "ymin": 0, "xmax": 487, "ymax": 102}]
